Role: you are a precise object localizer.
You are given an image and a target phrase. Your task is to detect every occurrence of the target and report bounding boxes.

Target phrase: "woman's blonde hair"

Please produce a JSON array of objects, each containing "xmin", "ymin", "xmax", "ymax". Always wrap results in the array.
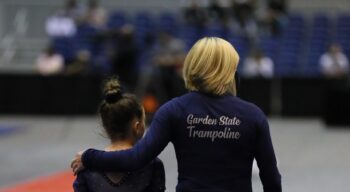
[{"xmin": 182, "ymin": 37, "xmax": 240, "ymax": 96}]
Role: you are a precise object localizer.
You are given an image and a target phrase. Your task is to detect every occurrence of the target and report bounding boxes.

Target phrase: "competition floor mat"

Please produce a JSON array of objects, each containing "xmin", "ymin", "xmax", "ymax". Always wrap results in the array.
[{"xmin": 0, "ymin": 171, "xmax": 74, "ymax": 192}]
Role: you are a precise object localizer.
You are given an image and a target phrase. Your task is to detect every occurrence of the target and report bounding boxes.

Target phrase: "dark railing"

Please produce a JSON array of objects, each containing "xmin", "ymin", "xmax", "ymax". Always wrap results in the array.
[{"xmin": 1, "ymin": 74, "xmax": 349, "ymax": 126}]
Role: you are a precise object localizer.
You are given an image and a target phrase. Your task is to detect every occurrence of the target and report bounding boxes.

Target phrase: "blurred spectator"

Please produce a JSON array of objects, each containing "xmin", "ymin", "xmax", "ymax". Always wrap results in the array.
[
  {"xmin": 149, "ymin": 31, "xmax": 187, "ymax": 103},
  {"xmin": 108, "ymin": 24, "xmax": 139, "ymax": 91},
  {"xmin": 153, "ymin": 31, "xmax": 186, "ymax": 69},
  {"xmin": 268, "ymin": 0, "xmax": 287, "ymax": 15},
  {"xmin": 230, "ymin": 0, "xmax": 259, "ymax": 45},
  {"xmin": 45, "ymin": 0, "xmax": 83, "ymax": 37},
  {"xmin": 65, "ymin": 50, "xmax": 91, "ymax": 75},
  {"xmin": 243, "ymin": 49, "xmax": 274, "ymax": 78},
  {"xmin": 319, "ymin": 43, "xmax": 349, "ymax": 78},
  {"xmin": 183, "ymin": 0, "xmax": 208, "ymax": 27},
  {"xmin": 60, "ymin": 0, "xmax": 83, "ymax": 20},
  {"xmin": 46, "ymin": 16, "xmax": 76, "ymax": 37},
  {"xmin": 207, "ymin": 0, "xmax": 228, "ymax": 23},
  {"xmin": 36, "ymin": 45, "xmax": 64, "ymax": 75},
  {"xmin": 264, "ymin": 0, "xmax": 288, "ymax": 36},
  {"xmin": 82, "ymin": 0, "xmax": 107, "ymax": 29}
]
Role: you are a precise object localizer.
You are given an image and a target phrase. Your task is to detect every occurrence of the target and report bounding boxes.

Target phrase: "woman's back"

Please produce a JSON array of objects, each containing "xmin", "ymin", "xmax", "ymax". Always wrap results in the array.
[{"xmin": 158, "ymin": 91, "xmax": 280, "ymax": 191}]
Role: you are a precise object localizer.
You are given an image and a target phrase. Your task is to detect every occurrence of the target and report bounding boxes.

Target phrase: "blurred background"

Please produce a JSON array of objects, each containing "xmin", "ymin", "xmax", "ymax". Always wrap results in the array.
[{"xmin": 0, "ymin": 0, "xmax": 350, "ymax": 191}]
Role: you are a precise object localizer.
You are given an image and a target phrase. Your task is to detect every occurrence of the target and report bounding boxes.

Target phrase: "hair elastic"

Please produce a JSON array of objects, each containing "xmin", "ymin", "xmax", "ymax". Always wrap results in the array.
[{"xmin": 105, "ymin": 91, "xmax": 123, "ymax": 103}]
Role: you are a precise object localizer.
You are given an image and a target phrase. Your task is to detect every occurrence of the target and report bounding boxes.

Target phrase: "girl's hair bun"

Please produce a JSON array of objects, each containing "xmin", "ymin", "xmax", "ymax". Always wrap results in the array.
[{"xmin": 103, "ymin": 77, "xmax": 123, "ymax": 103}]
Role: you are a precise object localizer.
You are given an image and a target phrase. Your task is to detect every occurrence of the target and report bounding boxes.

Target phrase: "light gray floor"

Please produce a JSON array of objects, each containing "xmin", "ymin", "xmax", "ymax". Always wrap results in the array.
[{"xmin": 0, "ymin": 116, "xmax": 349, "ymax": 192}]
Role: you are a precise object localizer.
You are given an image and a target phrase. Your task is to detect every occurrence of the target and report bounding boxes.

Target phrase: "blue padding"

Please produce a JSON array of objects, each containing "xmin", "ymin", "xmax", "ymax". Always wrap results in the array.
[{"xmin": 0, "ymin": 125, "xmax": 21, "ymax": 136}]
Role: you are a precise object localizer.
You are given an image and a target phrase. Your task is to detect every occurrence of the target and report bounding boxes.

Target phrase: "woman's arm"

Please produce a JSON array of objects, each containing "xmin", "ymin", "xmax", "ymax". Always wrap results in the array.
[
  {"xmin": 81, "ymin": 101, "xmax": 176, "ymax": 172},
  {"xmin": 254, "ymin": 115, "xmax": 282, "ymax": 192}
]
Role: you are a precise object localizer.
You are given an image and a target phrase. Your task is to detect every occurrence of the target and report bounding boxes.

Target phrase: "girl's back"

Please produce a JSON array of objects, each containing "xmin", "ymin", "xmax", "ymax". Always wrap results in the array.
[
  {"xmin": 73, "ymin": 77, "xmax": 166, "ymax": 192},
  {"xmin": 74, "ymin": 158, "xmax": 165, "ymax": 192}
]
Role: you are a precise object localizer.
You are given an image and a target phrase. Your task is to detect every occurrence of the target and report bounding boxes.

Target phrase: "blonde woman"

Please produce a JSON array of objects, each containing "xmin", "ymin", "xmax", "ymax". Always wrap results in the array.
[{"xmin": 72, "ymin": 37, "xmax": 281, "ymax": 192}]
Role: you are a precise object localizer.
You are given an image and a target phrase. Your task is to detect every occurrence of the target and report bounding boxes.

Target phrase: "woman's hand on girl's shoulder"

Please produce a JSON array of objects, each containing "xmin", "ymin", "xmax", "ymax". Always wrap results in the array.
[{"xmin": 71, "ymin": 150, "xmax": 86, "ymax": 175}]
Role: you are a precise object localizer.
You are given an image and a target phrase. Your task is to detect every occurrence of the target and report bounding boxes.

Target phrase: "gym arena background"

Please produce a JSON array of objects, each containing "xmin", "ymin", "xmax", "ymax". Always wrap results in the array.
[{"xmin": 0, "ymin": 0, "xmax": 350, "ymax": 191}]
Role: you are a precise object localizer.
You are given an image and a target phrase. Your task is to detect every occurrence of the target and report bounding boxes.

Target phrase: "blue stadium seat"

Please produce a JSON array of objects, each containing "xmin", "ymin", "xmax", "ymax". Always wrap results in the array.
[
  {"xmin": 179, "ymin": 24, "xmax": 205, "ymax": 49},
  {"xmin": 334, "ymin": 14, "xmax": 350, "ymax": 58},
  {"xmin": 107, "ymin": 11, "xmax": 128, "ymax": 29},
  {"xmin": 313, "ymin": 13, "xmax": 329, "ymax": 26},
  {"xmin": 51, "ymin": 36, "xmax": 77, "ymax": 64},
  {"xmin": 337, "ymin": 14, "xmax": 350, "ymax": 26},
  {"xmin": 303, "ymin": 13, "xmax": 332, "ymax": 76},
  {"xmin": 228, "ymin": 35, "xmax": 248, "ymax": 56},
  {"xmin": 133, "ymin": 12, "xmax": 156, "ymax": 48},
  {"xmin": 134, "ymin": 12, "xmax": 153, "ymax": 26},
  {"xmin": 158, "ymin": 12, "xmax": 178, "ymax": 35},
  {"xmin": 260, "ymin": 37, "xmax": 280, "ymax": 61},
  {"xmin": 50, "ymin": 11, "xmax": 350, "ymax": 77},
  {"xmin": 75, "ymin": 24, "xmax": 99, "ymax": 50},
  {"xmin": 275, "ymin": 58, "xmax": 299, "ymax": 76},
  {"xmin": 204, "ymin": 23, "xmax": 230, "ymax": 39}
]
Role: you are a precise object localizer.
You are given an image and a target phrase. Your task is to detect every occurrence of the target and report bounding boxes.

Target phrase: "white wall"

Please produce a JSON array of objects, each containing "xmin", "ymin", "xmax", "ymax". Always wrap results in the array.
[
  {"xmin": 289, "ymin": 0, "xmax": 350, "ymax": 14},
  {"xmin": 0, "ymin": 2, "xmax": 3, "ymax": 38}
]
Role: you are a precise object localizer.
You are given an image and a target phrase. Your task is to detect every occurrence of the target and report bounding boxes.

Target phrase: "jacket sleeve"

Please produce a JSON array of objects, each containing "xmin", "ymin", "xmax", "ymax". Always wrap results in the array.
[
  {"xmin": 73, "ymin": 171, "xmax": 88, "ymax": 192},
  {"xmin": 254, "ymin": 115, "xmax": 282, "ymax": 192},
  {"xmin": 82, "ymin": 101, "xmax": 175, "ymax": 172}
]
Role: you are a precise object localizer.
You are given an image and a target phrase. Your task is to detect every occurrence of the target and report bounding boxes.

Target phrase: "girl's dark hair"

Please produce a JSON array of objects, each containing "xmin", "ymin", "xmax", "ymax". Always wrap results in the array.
[{"xmin": 99, "ymin": 77, "xmax": 143, "ymax": 140}]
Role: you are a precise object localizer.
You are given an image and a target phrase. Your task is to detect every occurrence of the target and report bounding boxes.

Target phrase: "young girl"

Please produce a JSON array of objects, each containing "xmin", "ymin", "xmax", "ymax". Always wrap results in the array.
[{"xmin": 73, "ymin": 77, "xmax": 166, "ymax": 192}]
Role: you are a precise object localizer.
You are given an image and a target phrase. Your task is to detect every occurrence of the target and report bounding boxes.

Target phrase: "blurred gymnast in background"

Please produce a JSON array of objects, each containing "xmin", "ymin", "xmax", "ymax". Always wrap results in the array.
[
  {"xmin": 73, "ymin": 77, "xmax": 165, "ymax": 192},
  {"xmin": 72, "ymin": 37, "xmax": 281, "ymax": 192}
]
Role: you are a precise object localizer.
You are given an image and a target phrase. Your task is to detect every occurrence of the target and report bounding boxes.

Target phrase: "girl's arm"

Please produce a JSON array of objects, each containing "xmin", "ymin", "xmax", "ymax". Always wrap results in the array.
[
  {"xmin": 147, "ymin": 158, "xmax": 166, "ymax": 192},
  {"xmin": 81, "ymin": 101, "xmax": 176, "ymax": 172}
]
